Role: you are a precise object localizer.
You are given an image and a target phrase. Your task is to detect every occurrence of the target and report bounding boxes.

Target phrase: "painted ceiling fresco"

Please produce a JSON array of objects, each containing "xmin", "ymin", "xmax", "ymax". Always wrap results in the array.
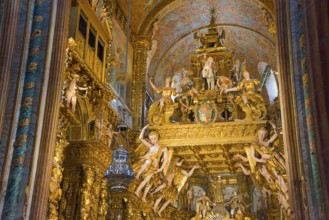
[
  {"xmin": 115, "ymin": 0, "xmax": 276, "ymax": 90},
  {"xmin": 153, "ymin": 26, "xmax": 276, "ymax": 85},
  {"xmin": 117, "ymin": 0, "xmax": 274, "ymax": 34},
  {"xmin": 116, "ymin": 0, "xmax": 160, "ymax": 32}
]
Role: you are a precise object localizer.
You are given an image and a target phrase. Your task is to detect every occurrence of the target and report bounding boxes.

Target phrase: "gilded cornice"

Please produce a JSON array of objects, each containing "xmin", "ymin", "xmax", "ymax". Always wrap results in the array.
[
  {"xmin": 152, "ymin": 121, "xmax": 266, "ymax": 147},
  {"xmin": 147, "ymin": 121, "xmax": 267, "ymax": 175},
  {"xmin": 64, "ymin": 141, "xmax": 112, "ymax": 171}
]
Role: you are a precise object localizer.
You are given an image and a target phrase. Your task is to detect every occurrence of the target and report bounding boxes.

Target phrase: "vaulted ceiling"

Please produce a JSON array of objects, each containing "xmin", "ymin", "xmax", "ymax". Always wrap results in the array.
[{"xmin": 117, "ymin": 0, "xmax": 277, "ymax": 87}]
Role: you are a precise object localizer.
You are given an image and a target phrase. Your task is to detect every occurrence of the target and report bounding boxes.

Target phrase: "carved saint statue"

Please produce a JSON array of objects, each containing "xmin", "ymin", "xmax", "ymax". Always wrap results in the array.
[
  {"xmin": 187, "ymin": 186, "xmax": 194, "ymax": 211},
  {"xmin": 106, "ymin": 123, "xmax": 117, "ymax": 148},
  {"xmin": 195, "ymin": 191, "xmax": 214, "ymax": 218},
  {"xmin": 149, "ymin": 77, "xmax": 176, "ymax": 114},
  {"xmin": 217, "ymin": 26, "xmax": 226, "ymax": 46},
  {"xmin": 202, "ymin": 57, "xmax": 215, "ymax": 90},
  {"xmin": 209, "ymin": 176, "xmax": 224, "ymax": 204},
  {"xmin": 225, "ymin": 65, "xmax": 265, "ymax": 120},
  {"xmin": 94, "ymin": 111, "xmax": 103, "ymax": 141}
]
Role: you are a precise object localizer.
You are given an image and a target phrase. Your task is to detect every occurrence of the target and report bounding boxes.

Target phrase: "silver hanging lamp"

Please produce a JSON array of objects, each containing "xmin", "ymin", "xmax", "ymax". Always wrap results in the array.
[{"xmin": 105, "ymin": 0, "xmax": 134, "ymax": 191}]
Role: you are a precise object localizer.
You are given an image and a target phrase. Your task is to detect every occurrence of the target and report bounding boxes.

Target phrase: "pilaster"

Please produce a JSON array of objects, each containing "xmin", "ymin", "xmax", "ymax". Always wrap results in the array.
[
  {"xmin": 276, "ymin": 0, "xmax": 308, "ymax": 219},
  {"xmin": 131, "ymin": 37, "xmax": 150, "ymax": 130},
  {"xmin": 302, "ymin": 0, "xmax": 329, "ymax": 217},
  {"xmin": 0, "ymin": 0, "xmax": 21, "ymax": 137}
]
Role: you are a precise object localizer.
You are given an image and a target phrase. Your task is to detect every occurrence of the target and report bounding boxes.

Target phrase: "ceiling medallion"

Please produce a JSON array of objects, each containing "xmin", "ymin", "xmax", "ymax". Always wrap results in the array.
[{"xmin": 194, "ymin": 100, "xmax": 217, "ymax": 125}]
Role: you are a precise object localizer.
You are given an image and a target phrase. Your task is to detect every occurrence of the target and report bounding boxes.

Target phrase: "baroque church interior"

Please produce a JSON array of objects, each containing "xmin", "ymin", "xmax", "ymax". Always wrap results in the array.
[{"xmin": 0, "ymin": 0, "xmax": 328, "ymax": 219}]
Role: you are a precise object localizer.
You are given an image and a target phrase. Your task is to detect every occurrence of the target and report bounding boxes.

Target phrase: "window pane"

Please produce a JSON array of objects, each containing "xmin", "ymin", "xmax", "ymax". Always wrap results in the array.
[
  {"xmin": 88, "ymin": 26, "xmax": 96, "ymax": 49},
  {"xmin": 78, "ymin": 12, "xmax": 87, "ymax": 37},
  {"xmin": 97, "ymin": 38, "xmax": 104, "ymax": 61}
]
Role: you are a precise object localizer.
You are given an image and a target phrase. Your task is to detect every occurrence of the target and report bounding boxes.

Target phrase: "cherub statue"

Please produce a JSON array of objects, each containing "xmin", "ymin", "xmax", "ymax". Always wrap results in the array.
[
  {"xmin": 258, "ymin": 121, "xmax": 278, "ymax": 148},
  {"xmin": 65, "ymin": 73, "xmax": 80, "ymax": 113},
  {"xmin": 255, "ymin": 122, "xmax": 286, "ymax": 171},
  {"xmin": 202, "ymin": 57, "xmax": 215, "ymax": 90},
  {"xmin": 152, "ymin": 158, "xmax": 200, "ymax": 217},
  {"xmin": 65, "ymin": 70, "xmax": 89, "ymax": 113},
  {"xmin": 216, "ymin": 76, "xmax": 232, "ymax": 101},
  {"xmin": 132, "ymin": 124, "xmax": 169, "ymax": 199}
]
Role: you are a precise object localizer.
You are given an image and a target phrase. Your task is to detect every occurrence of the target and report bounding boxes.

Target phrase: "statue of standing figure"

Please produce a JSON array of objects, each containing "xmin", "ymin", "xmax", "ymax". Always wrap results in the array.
[
  {"xmin": 187, "ymin": 186, "xmax": 194, "ymax": 211},
  {"xmin": 94, "ymin": 111, "xmax": 104, "ymax": 141},
  {"xmin": 225, "ymin": 65, "xmax": 265, "ymax": 120},
  {"xmin": 149, "ymin": 77, "xmax": 176, "ymax": 114},
  {"xmin": 202, "ymin": 57, "xmax": 215, "ymax": 90},
  {"xmin": 195, "ymin": 191, "xmax": 214, "ymax": 218},
  {"xmin": 217, "ymin": 26, "xmax": 225, "ymax": 46},
  {"xmin": 209, "ymin": 176, "xmax": 224, "ymax": 204},
  {"xmin": 106, "ymin": 123, "xmax": 117, "ymax": 148}
]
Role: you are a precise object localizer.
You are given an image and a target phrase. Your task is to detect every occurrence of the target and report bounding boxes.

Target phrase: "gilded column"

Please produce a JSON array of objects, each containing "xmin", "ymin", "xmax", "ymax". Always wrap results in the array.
[
  {"xmin": 90, "ymin": 167, "xmax": 102, "ymax": 220},
  {"xmin": 59, "ymin": 167, "xmax": 81, "ymax": 220},
  {"xmin": 59, "ymin": 142, "xmax": 111, "ymax": 219},
  {"xmin": 131, "ymin": 37, "xmax": 150, "ymax": 130},
  {"xmin": 48, "ymin": 114, "xmax": 70, "ymax": 220},
  {"xmin": 80, "ymin": 165, "xmax": 94, "ymax": 219},
  {"xmin": 97, "ymin": 178, "xmax": 109, "ymax": 220},
  {"xmin": 0, "ymin": 0, "xmax": 21, "ymax": 137},
  {"xmin": 29, "ymin": 0, "xmax": 72, "ymax": 219}
]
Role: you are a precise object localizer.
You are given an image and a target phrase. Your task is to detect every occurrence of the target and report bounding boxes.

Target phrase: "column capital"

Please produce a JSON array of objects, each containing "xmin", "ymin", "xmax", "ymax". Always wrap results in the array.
[{"xmin": 133, "ymin": 36, "xmax": 151, "ymax": 49}]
